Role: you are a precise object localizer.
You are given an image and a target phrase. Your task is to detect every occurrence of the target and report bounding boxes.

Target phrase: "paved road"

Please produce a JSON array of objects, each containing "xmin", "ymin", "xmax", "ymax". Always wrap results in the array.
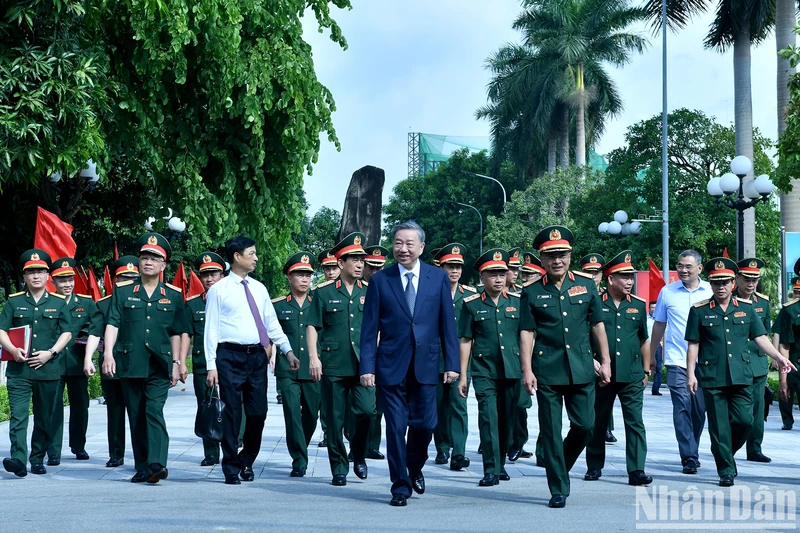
[{"xmin": 1, "ymin": 378, "xmax": 798, "ymax": 532}]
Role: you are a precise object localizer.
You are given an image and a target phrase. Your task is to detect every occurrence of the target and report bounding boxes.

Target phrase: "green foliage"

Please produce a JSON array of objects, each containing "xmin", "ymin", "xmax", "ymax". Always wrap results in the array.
[
  {"xmin": 383, "ymin": 150, "xmax": 524, "ymax": 284},
  {"xmin": 294, "ymin": 206, "xmax": 343, "ymax": 262},
  {"xmin": 0, "ymin": 385, "xmax": 8, "ymax": 422},
  {"xmin": 0, "ymin": 0, "xmax": 110, "ymax": 184},
  {"xmin": 0, "ymin": 372, "xmax": 103, "ymax": 423},
  {"xmin": 102, "ymin": 0, "xmax": 352, "ymax": 291}
]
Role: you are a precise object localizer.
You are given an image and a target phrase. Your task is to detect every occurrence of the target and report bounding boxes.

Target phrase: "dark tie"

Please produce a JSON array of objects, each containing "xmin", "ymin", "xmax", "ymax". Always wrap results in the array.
[
  {"xmin": 405, "ymin": 272, "xmax": 416, "ymax": 316},
  {"xmin": 242, "ymin": 279, "xmax": 271, "ymax": 346}
]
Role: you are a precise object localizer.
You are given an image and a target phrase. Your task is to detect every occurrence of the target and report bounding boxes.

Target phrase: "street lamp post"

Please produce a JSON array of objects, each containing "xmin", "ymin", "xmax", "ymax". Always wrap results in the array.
[
  {"xmin": 706, "ymin": 155, "xmax": 775, "ymax": 261},
  {"xmin": 598, "ymin": 210, "xmax": 644, "ymax": 237},
  {"xmin": 456, "ymin": 201, "xmax": 483, "ymax": 254},
  {"xmin": 467, "ymin": 172, "xmax": 507, "ymax": 206}
]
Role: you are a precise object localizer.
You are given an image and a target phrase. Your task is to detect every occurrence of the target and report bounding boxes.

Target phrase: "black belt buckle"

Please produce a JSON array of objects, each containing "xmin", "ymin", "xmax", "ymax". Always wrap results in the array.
[{"xmin": 244, "ymin": 344, "xmax": 262, "ymax": 354}]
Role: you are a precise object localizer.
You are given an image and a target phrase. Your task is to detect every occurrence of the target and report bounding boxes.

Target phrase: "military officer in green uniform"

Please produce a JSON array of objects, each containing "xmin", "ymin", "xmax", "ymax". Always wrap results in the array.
[
  {"xmin": 47, "ymin": 257, "xmax": 104, "ymax": 465},
  {"xmin": 686, "ymin": 258, "xmax": 794, "ymax": 487},
  {"xmin": 432, "ymin": 244, "xmax": 473, "ymax": 471},
  {"xmin": 273, "ymin": 251, "xmax": 321, "ymax": 477},
  {"xmin": 182, "ymin": 251, "xmax": 226, "ymax": 466},
  {"xmin": 457, "ymin": 248, "xmax": 521, "ymax": 486},
  {"xmin": 314, "ymin": 249, "xmax": 340, "ymax": 448},
  {"xmin": 0, "ymin": 250, "xmax": 73, "ymax": 477},
  {"xmin": 93, "ymin": 255, "xmax": 140, "ymax": 467},
  {"xmin": 506, "ymin": 247, "xmax": 522, "ymax": 294},
  {"xmin": 775, "ymin": 258, "xmax": 800, "ymax": 430},
  {"xmin": 102, "ymin": 233, "xmax": 188, "ymax": 483},
  {"xmin": 519, "ymin": 226, "xmax": 611, "ymax": 508},
  {"xmin": 731, "ymin": 258, "xmax": 772, "ymax": 463},
  {"xmin": 507, "ymin": 246, "xmax": 533, "ymax": 462},
  {"xmin": 520, "ymin": 252, "xmax": 545, "ymax": 285},
  {"xmin": 583, "ymin": 251, "xmax": 652, "ymax": 486},
  {"xmin": 307, "ymin": 232, "xmax": 376, "ymax": 486},
  {"xmin": 363, "ymin": 245, "xmax": 389, "ymax": 460}
]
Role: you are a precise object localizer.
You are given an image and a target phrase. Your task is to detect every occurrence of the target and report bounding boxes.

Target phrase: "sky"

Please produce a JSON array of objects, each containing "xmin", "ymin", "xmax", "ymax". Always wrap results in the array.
[{"xmin": 301, "ymin": 1, "xmax": 782, "ymax": 215}]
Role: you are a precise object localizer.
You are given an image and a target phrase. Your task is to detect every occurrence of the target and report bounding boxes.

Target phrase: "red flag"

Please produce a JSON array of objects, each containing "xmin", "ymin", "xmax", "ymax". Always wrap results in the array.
[
  {"xmin": 722, "ymin": 248, "xmax": 729, "ymax": 258},
  {"xmin": 103, "ymin": 265, "xmax": 113, "ymax": 297},
  {"xmin": 649, "ymin": 258, "xmax": 667, "ymax": 304},
  {"xmin": 113, "ymin": 242, "xmax": 119, "ymax": 262},
  {"xmin": 73, "ymin": 269, "xmax": 89, "ymax": 296},
  {"xmin": 188, "ymin": 270, "xmax": 205, "ymax": 300},
  {"xmin": 172, "ymin": 262, "xmax": 187, "ymax": 301},
  {"xmin": 34, "ymin": 207, "xmax": 77, "ymax": 260},
  {"xmin": 87, "ymin": 268, "xmax": 102, "ymax": 302},
  {"xmin": 78, "ymin": 266, "xmax": 90, "ymax": 290}
]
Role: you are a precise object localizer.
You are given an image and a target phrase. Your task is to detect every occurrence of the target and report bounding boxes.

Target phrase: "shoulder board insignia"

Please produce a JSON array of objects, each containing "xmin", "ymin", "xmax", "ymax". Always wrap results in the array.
[
  {"xmin": 75, "ymin": 293, "xmax": 92, "ymax": 299},
  {"xmin": 522, "ymin": 279, "xmax": 536, "ymax": 287},
  {"xmin": 315, "ymin": 279, "xmax": 335, "ymax": 289},
  {"xmin": 165, "ymin": 283, "xmax": 182, "ymax": 293},
  {"xmin": 755, "ymin": 292, "xmax": 770, "ymax": 301},
  {"xmin": 783, "ymin": 298, "xmax": 800, "ymax": 308},
  {"xmin": 9, "ymin": 291, "xmax": 24, "ymax": 297},
  {"xmin": 98, "ymin": 294, "xmax": 112, "ymax": 302},
  {"xmin": 463, "ymin": 294, "xmax": 481, "ymax": 303},
  {"xmin": 735, "ymin": 297, "xmax": 752, "ymax": 304},
  {"xmin": 271, "ymin": 296, "xmax": 286, "ymax": 304},
  {"xmin": 508, "ymin": 292, "xmax": 520, "ymax": 298},
  {"xmin": 693, "ymin": 299, "xmax": 712, "ymax": 308},
  {"xmin": 117, "ymin": 280, "xmax": 134, "ymax": 287},
  {"xmin": 186, "ymin": 293, "xmax": 204, "ymax": 302},
  {"xmin": 50, "ymin": 292, "xmax": 66, "ymax": 299},
  {"xmin": 572, "ymin": 270, "xmax": 593, "ymax": 279},
  {"xmin": 361, "ymin": 280, "xmax": 368, "ymax": 286},
  {"xmin": 630, "ymin": 294, "xmax": 646, "ymax": 303},
  {"xmin": 462, "ymin": 285, "xmax": 477, "ymax": 293}
]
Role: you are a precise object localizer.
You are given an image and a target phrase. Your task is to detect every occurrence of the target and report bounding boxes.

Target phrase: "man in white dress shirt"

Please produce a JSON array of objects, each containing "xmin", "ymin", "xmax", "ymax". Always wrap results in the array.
[{"xmin": 205, "ymin": 236, "xmax": 299, "ymax": 485}]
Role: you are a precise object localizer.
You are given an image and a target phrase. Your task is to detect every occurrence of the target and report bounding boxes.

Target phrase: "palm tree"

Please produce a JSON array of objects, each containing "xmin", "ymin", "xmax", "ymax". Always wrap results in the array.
[
  {"xmin": 776, "ymin": 1, "xmax": 799, "ymax": 235},
  {"xmin": 514, "ymin": 0, "xmax": 649, "ymax": 166}
]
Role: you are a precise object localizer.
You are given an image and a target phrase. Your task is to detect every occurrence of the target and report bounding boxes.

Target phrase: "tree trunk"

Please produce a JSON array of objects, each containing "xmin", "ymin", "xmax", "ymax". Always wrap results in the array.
[
  {"xmin": 547, "ymin": 134, "xmax": 557, "ymax": 173},
  {"xmin": 575, "ymin": 62, "xmax": 586, "ymax": 167},
  {"xmin": 777, "ymin": 1, "xmax": 800, "ymax": 235},
  {"xmin": 733, "ymin": 28, "xmax": 755, "ymax": 259},
  {"xmin": 558, "ymin": 104, "xmax": 569, "ymax": 168}
]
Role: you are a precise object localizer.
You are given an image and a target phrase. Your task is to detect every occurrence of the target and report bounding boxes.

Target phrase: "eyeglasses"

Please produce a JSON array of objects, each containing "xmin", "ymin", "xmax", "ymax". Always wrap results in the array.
[{"xmin": 675, "ymin": 264, "xmax": 698, "ymax": 271}]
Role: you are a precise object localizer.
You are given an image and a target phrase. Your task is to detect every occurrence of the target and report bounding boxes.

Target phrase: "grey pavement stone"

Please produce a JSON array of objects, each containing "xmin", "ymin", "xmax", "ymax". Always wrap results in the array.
[{"xmin": 0, "ymin": 376, "xmax": 798, "ymax": 532}]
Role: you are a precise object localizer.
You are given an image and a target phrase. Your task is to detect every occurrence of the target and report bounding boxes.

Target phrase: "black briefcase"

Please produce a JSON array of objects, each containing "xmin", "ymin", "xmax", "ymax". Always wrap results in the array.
[
  {"xmin": 764, "ymin": 383, "xmax": 774, "ymax": 422},
  {"xmin": 195, "ymin": 385, "xmax": 226, "ymax": 443}
]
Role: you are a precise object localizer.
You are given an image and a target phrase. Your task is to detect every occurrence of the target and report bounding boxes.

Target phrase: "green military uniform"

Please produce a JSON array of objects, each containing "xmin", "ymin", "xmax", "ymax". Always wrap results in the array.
[
  {"xmin": 432, "ymin": 244, "xmax": 473, "ymax": 470},
  {"xmin": 308, "ymin": 233, "xmax": 376, "ymax": 480},
  {"xmin": 520, "ymin": 251, "xmax": 546, "ymax": 464},
  {"xmin": 106, "ymin": 233, "xmax": 188, "ymax": 479},
  {"xmin": 685, "ymin": 258, "xmax": 766, "ymax": 482},
  {"xmin": 363, "ymin": 245, "xmax": 389, "ymax": 456},
  {"xmin": 733, "ymin": 258, "xmax": 772, "ymax": 459},
  {"xmin": 315, "ymin": 249, "xmax": 339, "ymax": 446},
  {"xmin": 519, "ymin": 226, "xmax": 603, "ymax": 502},
  {"xmin": 584, "ymin": 251, "xmax": 649, "ymax": 479},
  {"xmin": 273, "ymin": 251, "xmax": 321, "ymax": 474},
  {"xmin": 459, "ymin": 248, "xmax": 522, "ymax": 484},
  {"xmin": 0, "ymin": 250, "xmax": 71, "ymax": 474},
  {"xmin": 777, "ymin": 259, "xmax": 800, "ymax": 429}
]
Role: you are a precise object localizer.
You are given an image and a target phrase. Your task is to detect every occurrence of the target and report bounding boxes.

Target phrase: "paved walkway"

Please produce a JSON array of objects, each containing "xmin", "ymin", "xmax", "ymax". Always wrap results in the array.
[{"xmin": 2, "ymin": 378, "xmax": 799, "ymax": 532}]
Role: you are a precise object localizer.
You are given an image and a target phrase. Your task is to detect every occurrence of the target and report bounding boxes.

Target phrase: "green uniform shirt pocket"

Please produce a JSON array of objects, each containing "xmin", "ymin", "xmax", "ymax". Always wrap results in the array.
[
  {"xmin": 123, "ymin": 300, "xmax": 144, "ymax": 321},
  {"xmin": 160, "ymin": 343, "xmax": 173, "ymax": 360},
  {"xmin": 733, "ymin": 317, "xmax": 750, "ymax": 337},
  {"xmin": 115, "ymin": 342, "xmax": 134, "ymax": 373},
  {"xmin": 155, "ymin": 302, "xmax": 174, "ymax": 324},
  {"xmin": 701, "ymin": 317, "xmax": 722, "ymax": 340},
  {"xmin": 323, "ymin": 304, "xmax": 346, "ymax": 326},
  {"xmin": 193, "ymin": 311, "xmax": 205, "ymax": 336},
  {"xmin": 624, "ymin": 314, "xmax": 640, "ymax": 332},
  {"xmin": 569, "ymin": 293, "xmax": 590, "ymax": 320},
  {"xmin": 39, "ymin": 309, "xmax": 60, "ymax": 331}
]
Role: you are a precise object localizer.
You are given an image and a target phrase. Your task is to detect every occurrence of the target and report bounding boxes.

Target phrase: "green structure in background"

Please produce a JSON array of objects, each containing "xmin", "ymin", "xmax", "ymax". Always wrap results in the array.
[{"xmin": 407, "ymin": 133, "xmax": 608, "ymax": 177}]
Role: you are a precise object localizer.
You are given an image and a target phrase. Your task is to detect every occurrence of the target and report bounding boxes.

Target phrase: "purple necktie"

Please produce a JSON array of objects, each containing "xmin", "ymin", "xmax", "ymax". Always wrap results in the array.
[{"xmin": 242, "ymin": 279, "xmax": 271, "ymax": 347}]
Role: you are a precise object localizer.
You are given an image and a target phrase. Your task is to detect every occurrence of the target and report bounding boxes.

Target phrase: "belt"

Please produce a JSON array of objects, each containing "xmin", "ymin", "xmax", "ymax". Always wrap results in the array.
[{"xmin": 221, "ymin": 342, "xmax": 264, "ymax": 354}]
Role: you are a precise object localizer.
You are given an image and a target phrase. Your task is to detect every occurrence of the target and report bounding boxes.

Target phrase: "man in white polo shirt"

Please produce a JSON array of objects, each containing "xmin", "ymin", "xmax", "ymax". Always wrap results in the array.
[{"xmin": 649, "ymin": 250, "xmax": 712, "ymax": 474}]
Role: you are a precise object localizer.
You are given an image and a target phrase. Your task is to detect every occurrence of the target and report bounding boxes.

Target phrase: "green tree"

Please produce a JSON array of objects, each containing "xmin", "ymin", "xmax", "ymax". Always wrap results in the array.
[{"xmin": 293, "ymin": 205, "xmax": 342, "ymax": 261}]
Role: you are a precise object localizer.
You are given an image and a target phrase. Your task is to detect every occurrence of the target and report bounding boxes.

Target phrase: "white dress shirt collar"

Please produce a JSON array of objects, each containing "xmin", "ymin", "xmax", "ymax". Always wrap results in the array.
[{"xmin": 398, "ymin": 260, "xmax": 421, "ymax": 280}]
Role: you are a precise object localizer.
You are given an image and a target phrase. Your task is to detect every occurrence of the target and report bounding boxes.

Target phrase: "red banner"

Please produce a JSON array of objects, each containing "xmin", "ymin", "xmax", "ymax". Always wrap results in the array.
[
  {"xmin": 649, "ymin": 259, "xmax": 667, "ymax": 304},
  {"xmin": 103, "ymin": 266, "xmax": 113, "ymax": 297},
  {"xmin": 34, "ymin": 207, "xmax": 76, "ymax": 260},
  {"xmin": 188, "ymin": 270, "xmax": 205, "ymax": 300},
  {"xmin": 172, "ymin": 262, "xmax": 187, "ymax": 301},
  {"xmin": 87, "ymin": 268, "xmax": 102, "ymax": 302}
]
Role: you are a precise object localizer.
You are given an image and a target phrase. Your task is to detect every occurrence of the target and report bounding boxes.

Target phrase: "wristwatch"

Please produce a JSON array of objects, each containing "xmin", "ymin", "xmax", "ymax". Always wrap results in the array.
[
  {"xmin": 173, "ymin": 360, "xmax": 181, "ymax": 365},
  {"xmin": 645, "ymin": 370, "xmax": 653, "ymax": 377},
  {"xmin": 49, "ymin": 349, "xmax": 57, "ymax": 358}
]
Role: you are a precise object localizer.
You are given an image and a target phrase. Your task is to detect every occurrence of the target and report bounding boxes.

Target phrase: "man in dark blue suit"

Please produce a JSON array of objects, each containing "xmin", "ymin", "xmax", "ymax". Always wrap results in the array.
[{"xmin": 360, "ymin": 221, "xmax": 460, "ymax": 507}]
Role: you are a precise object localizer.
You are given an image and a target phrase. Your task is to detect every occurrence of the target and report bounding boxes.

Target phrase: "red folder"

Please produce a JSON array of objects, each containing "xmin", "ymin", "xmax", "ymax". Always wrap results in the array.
[{"xmin": 1, "ymin": 325, "xmax": 32, "ymax": 361}]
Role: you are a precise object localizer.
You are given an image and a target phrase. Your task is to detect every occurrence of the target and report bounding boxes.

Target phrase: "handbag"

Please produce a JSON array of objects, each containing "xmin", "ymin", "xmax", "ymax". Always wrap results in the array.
[{"xmin": 194, "ymin": 385, "xmax": 226, "ymax": 443}]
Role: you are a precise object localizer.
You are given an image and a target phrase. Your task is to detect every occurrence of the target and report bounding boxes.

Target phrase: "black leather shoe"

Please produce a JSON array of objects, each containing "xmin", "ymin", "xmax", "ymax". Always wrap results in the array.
[
  {"xmin": 240, "ymin": 465, "xmax": 255, "ymax": 482},
  {"xmin": 682, "ymin": 460, "xmax": 698, "ymax": 474},
  {"xmin": 318, "ymin": 438, "xmax": 328, "ymax": 448},
  {"xmin": 366, "ymin": 449, "xmax": 385, "ymax": 460},
  {"xmin": 74, "ymin": 450, "xmax": 90, "ymax": 461},
  {"xmin": 782, "ymin": 424, "xmax": 793, "ymax": 430},
  {"xmin": 225, "ymin": 475, "xmax": 241, "ymax": 485},
  {"xmin": 719, "ymin": 474, "xmax": 735, "ymax": 487},
  {"xmin": 450, "ymin": 454, "xmax": 470, "ymax": 470},
  {"xmin": 200, "ymin": 455, "xmax": 219, "ymax": 466},
  {"xmin": 354, "ymin": 460, "xmax": 368, "ymax": 480},
  {"xmin": 548, "ymin": 495, "xmax": 567, "ymax": 508},
  {"xmin": 652, "ymin": 391, "xmax": 663, "ymax": 396},
  {"xmin": 411, "ymin": 472, "xmax": 425, "ymax": 494},
  {"xmin": 290, "ymin": 467, "xmax": 306, "ymax": 478},
  {"xmin": 434, "ymin": 451, "xmax": 449, "ymax": 465},
  {"xmin": 584, "ymin": 469, "xmax": 602, "ymax": 481},
  {"xmin": 347, "ymin": 451, "xmax": 353, "ymax": 462},
  {"xmin": 536, "ymin": 457, "xmax": 545, "ymax": 468},
  {"xmin": 477, "ymin": 444, "xmax": 482, "ymax": 454},
  {"xmin": 390, "ymin": 494, "xmax": 407, "ymax": 507},
  {"xmin": 131, "ymin": 471, "xmax": 148, "ymax": 483},
  {"xmin": 605, "ymin": 431, "xmax": 617, "ymax": 443},
  {"xmin": 332, "ymin": 474, "xmax": 347, "ymax": 486},
  {"xmin": 518, "ymin": 449, "xmax": 533, "ymax": 459},
  {"xmin": 47, "ymin": 455, "xmax": 60, "ymax": 466},
  {"xmin": 106, "ymin": 458, "xmax": 124, "ymax": 468},
  {"xmin": 628, "ymin": 470, "xmax": 653, "ymax": 486},
  {"xmin": 507, "ymin": 448, "xmax": 521, "ymax": 462},
  {"xmin": 498, "ymin": 471, "xmax": 510, "ymax": 481},
  {"xmin": 276, "ymin": 396, "xmax": 283, "ymax": 405},
  {"xmin": 747, "ymin": 452, "xmax": 772, "ymax": 463},
  {"xmin": 3, "ymin": 458, "xmax": 27, "ymax": 477},
  {"xmin": 30, "ymin": 463, "xmax": 46, "ymax": 475},
  {"xmin": 479, "ymin": 473, "xmax": 499, "ymax": 486},
  {"xmin": 147, "ymin": 463, "xmax": 168, "ymax": 483},
  {"xmin": 238, "ymin": 439, "xmax": 244, "ymax": 448}
]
